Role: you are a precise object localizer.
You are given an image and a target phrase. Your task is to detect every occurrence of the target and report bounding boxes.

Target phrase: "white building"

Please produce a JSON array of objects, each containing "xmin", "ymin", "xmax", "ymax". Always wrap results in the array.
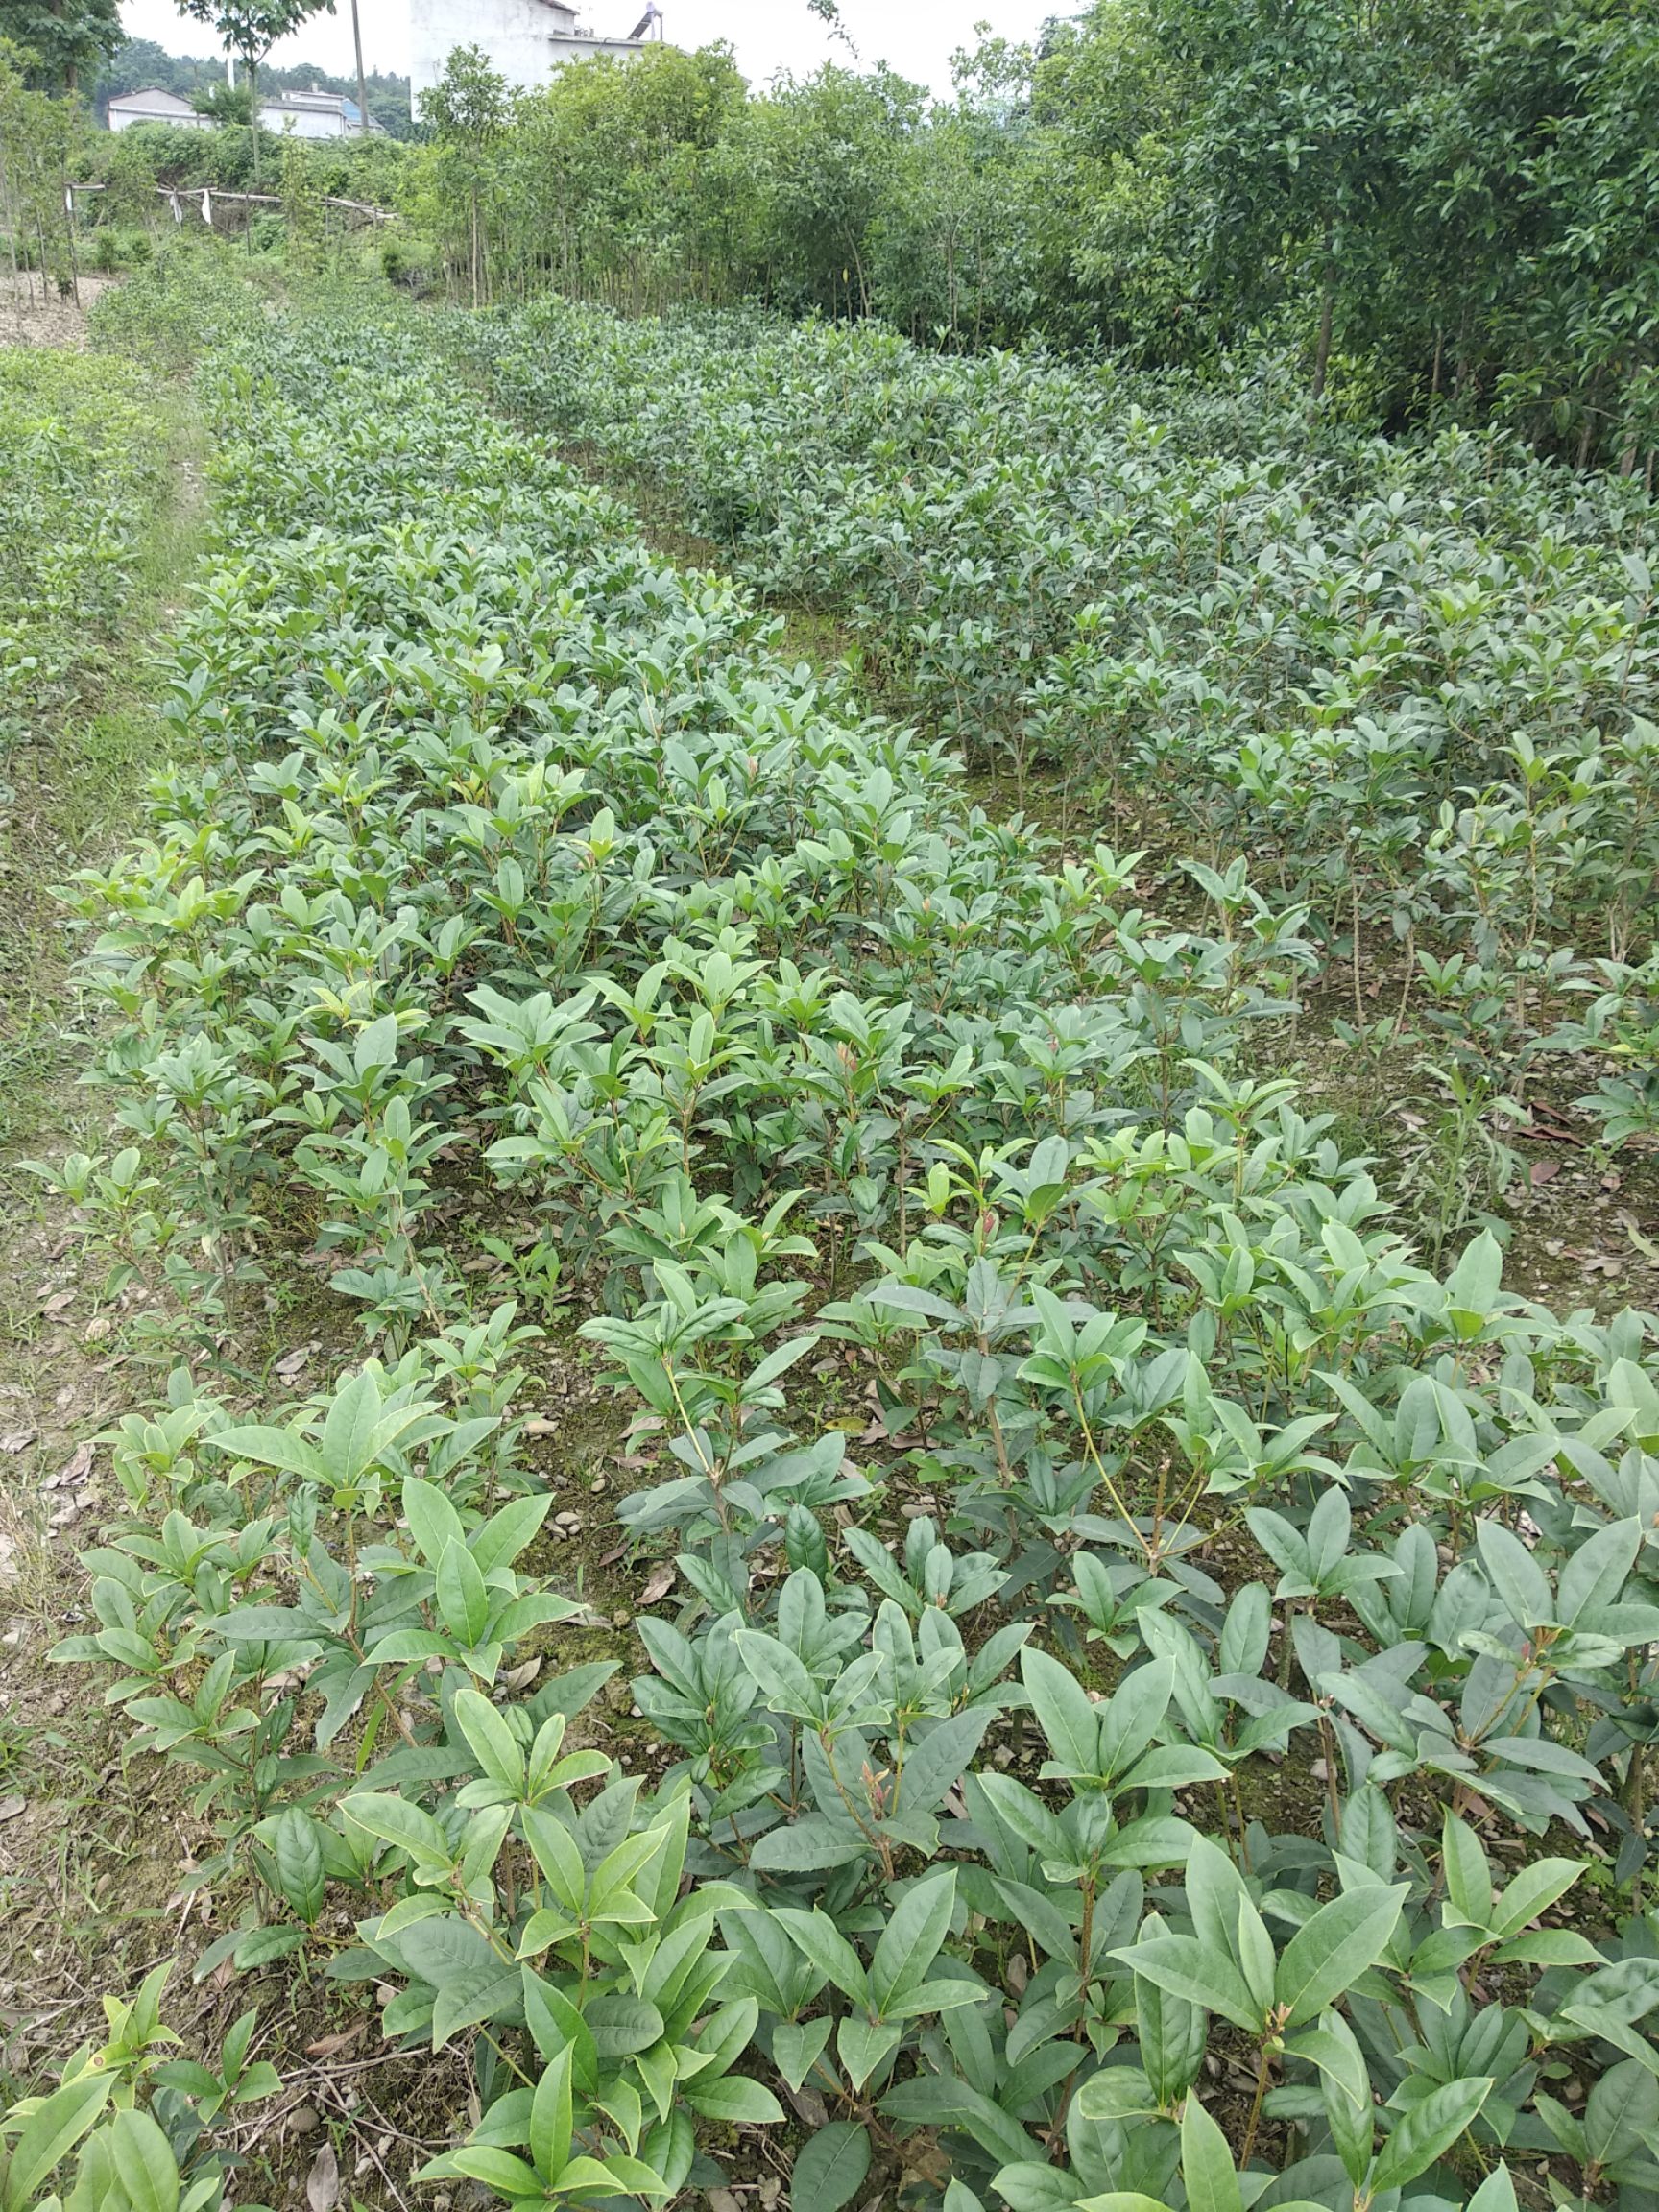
[
  {"xmin": 107, "ymin": 87, "xmax": 214, "ymax": 131},
  {"xmin": 408, "ymin": 0, "xmax": 650, "ymax": 106},
  {"xmin": 259, "ymin": 87, "xmax": 383, "ymax": 138},
  {"xmin": 107, "ymin": 84, "xmax": 382, "ymax": 138}
]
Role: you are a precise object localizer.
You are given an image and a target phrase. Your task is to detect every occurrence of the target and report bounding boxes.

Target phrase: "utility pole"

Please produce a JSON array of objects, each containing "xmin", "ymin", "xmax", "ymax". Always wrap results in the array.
[{"xmin": 349, "ymin": 0, "xmax": 371, "ymax": 138}]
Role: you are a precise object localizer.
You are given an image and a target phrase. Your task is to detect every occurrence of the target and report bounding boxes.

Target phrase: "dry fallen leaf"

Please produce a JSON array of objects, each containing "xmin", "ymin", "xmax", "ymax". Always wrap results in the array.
[
  {"xmin": 0, "ymin": 1430, "xmax": 36, "ymax": 1455},
  {"xmin": 0, "ymin": 1795, "xmax": 26, "ymax": 1822},
  {"xmin": 47, "ymin": 1442, "xmax": 94, "ymax": 1490},
  {"xmin": 306, "ymin": 2138, "xmax": 340, "ymax": 2212},
  {"xmin": 639, "ymin": 1562, "xmax": 676, "ymax": 1606},
  {"xmin": 304, "ymin": 2023, "xmax": 367, "ymax": 2058},
  {"xmin": 40, "ymin": 1290, "xmax": 76, "ymax": 1316},
  {"xmin": 784, "ymin": 2082, "xmax": 829, "ymax": 2128}
]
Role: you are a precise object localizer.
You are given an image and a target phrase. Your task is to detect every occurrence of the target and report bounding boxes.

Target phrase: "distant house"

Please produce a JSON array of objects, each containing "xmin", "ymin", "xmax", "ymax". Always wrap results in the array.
[
  {"xmin": 258, "ymin": 86, "xmax": 385, "ymax": 138},
  {"xmin": 409, "ymin": 0, "xmax": 650, "ymax": 105},
  {"xmin": 107, "ymin": 86, "xmax": 213, "ymax": 131}
]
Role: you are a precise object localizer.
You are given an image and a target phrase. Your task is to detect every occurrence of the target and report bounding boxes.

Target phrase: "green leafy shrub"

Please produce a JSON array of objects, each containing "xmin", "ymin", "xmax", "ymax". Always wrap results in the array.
[{"xmin": 27, "ymin": 263, "xmax": 1659, "ymax": 2212}]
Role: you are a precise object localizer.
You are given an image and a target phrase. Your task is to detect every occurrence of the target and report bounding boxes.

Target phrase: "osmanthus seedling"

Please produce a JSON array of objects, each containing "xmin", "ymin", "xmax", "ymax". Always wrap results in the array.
[{"xmin": 19, "ymin": 273, "xmax": 1659, "ymax": 2212}]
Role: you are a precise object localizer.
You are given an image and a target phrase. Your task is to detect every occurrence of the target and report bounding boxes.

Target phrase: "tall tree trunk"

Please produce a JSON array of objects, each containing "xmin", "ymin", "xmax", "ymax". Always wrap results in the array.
[
  {"xmin": 0, "ymin": 144, "xmax": 24, "ymax": 323},
  {"xmin": 1311, "ymin": 221, "xmax": 1335, "ymax": 405},
  {"xmin": 349, "ymin": 0, "xmax": 371, "ymax": 147},
  {"xmin": 61, "ymin": 151, "xmax": 80, "ymax": 305},
  {"xmin": 51, "ymin": 0, "xmax": 77, "ymax": 93},
  {"xmin": 249, "ymin": 57, "xmax": 261, "ymax": 190}
]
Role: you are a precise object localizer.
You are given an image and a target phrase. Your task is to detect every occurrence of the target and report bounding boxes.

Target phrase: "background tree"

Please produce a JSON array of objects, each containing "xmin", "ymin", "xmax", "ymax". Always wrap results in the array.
[
  {"xmin": 749, "ymin": 64, "xmax": 923, "ymax": 317},
  {"xmin": 0, "ymin": 0, "xmax": 121, "ymax": 93},
  {"xmin": 0, "ymin": 36, "xmax": 93, "ymax": 297},
  {"xmin": 191, "ymin": 74, "xmax": 252, "ymax": 121},
  {"xmin": 501, "ymin": 42, "xmax": 748, "ymax": 308},
  {"xmin": 172, "ymin": 0, "xmax": 335, "ymax": 182},
  {"xmin": 874, "ymin": 36, "xmax": 1044, "ymax": 346},
  {"xmin": 418, "ymin": 42, "xmax": 509, "ymax": 304},
  {"xmin": 1031, "ymin": 0, "xmax": 1202, "ymax": 354}
]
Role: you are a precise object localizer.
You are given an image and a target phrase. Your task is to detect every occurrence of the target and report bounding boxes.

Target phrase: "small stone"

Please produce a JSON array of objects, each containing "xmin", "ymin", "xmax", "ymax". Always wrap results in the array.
[{"xmin": 289, "ymin": 2104, "xmax": 319, "ymax": 2135}]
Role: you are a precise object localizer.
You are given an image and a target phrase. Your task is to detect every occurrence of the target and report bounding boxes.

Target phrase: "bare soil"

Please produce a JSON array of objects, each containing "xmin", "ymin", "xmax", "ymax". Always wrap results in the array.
[{"xmin": 0, "ymin": 271, "xmax": 121, "ymax": 350}]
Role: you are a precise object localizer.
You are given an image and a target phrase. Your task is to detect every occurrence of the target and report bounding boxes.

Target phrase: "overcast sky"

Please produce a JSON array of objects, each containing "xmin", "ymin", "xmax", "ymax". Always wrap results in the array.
[{"xmin": 116, "ymin": 0, "xmax": 1065, "ymax": 98}]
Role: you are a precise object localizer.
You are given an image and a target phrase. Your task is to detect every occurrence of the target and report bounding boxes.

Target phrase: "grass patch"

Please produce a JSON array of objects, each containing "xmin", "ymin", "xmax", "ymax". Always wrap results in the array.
[{"xmin": 0, "ymin": 385, "xmax": 204, "ymax": 1156}]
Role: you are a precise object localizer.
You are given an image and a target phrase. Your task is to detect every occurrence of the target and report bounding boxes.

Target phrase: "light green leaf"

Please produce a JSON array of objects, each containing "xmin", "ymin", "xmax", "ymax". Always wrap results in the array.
[
  {"xmin": 529, "ymin": 2047, "xmax": 572, "ymax": 2181},
  {"xmin": 1022, "ymin": 1646, "xmax": 1100, "ymax": 1777},
  {"xmin": 837, "ymin": 2015, "xmax": 902, "ymax": 2090},
  {"xmin": 1180, "ymin": 2095, "xmax": 1240, "ymax": 2212},
  {"xmin": 107, "ymin": 2110, "xmax": 180, "ymax": 2212},
  {"xmin": 773, "ymin": 2016, "xmax": 833, "ymax": 2093},
  {"xmin": 1370, "ymin": 2076, "xmax": 1493, "ymax": 2193},
  {"xmin": 1439, "ymin": 1813, "xmax": 1491, "ymax": 1927},
  {"xmin": 436, "ymin": 1541, "xmax": 490, "ymax": 1648},
  {"xmin": 6, "ymin": 2073, "xmax": 114, "ymax": 2205},
  {"xmin": 1115, "ymin": 1933, "xmax": 1262, "ymax": 2033},
  {"xmin": 453, "ymin": 1689, "xmax": 526, "ymax": 1795},
  {"xmin": 1476, "ymin": 1519, "xmax": 1551, "ymax": 1632},
  {"xmin": 400, "ymin": 1474, "xmax": 466, "ymax": 1564},
  {"xmin": 1488, "ymin": 1856, "xmax": 1584, "ymax": 1942},
  {"xmin": 1275, "ymin": 1883, "xmax": 1407, "ymax": 2028},
  {"xmin": 870, "ymin": 1870, "xmax": 956, "ymax": 2013},
  {"xmin": 685, "ymin": 2075, "xmax": 784, "ymax": 2124}
]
